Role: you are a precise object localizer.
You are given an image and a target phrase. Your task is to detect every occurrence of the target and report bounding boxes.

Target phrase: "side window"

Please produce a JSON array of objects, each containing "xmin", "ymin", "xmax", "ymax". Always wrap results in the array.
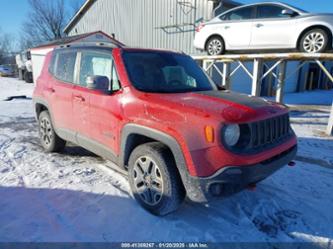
[
  {"xmin": 49, "ymin": 54, "xmax": 57, "ymax": 75},
  {"xmin": 257, "ymin": 5, "xmax": 287, "ymax": 19},
  {"xmin": 79, "ymin": 51, "xmax": 112, "ymax": 87},
  {"xmin": 222, "ymin": 7, "xmax": 254, "ymax": 21},
  {"xmin": 79, "ymin": 51, "xmax": 121, "ymax": 91},
  {"xmin": 54, "ymin": 51, "xmax": 76, "ymax": 83}
]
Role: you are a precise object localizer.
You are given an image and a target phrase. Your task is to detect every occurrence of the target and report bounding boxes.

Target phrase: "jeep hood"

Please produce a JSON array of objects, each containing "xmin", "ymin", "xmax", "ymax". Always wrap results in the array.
[{"xmin": 145, "ymin": 90, "xmax": 288, "ymax": 123}]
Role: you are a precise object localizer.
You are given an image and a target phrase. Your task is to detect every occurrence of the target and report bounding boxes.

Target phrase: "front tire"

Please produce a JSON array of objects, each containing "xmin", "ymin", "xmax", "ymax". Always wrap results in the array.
[
  {"xmin": 38, "ymin": 111, "xmax": 66, "ymax": 152},
  {"xmin": 128, "ymin": 142, "xmax": 185, "ymax": 216},
  {"xmin": 300, "ymin": 29, "xmax": 329, "ymax": 53},
  {"xmin": 206, "ymin": 36, "xmax": 225, "ymax": 56}
]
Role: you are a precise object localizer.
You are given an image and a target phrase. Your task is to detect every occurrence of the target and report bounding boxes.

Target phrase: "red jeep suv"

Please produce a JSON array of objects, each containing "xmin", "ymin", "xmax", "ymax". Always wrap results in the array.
[{"xmin": 33, "ymin": 43, "xmax": 297, "ymax": 215}]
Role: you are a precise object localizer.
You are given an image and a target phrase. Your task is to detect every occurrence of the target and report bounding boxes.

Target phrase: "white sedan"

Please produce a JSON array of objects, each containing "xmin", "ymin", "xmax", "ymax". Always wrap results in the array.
[{"xmin": 194, "ymin": 2, "xmax": 333, "ymax": 55}]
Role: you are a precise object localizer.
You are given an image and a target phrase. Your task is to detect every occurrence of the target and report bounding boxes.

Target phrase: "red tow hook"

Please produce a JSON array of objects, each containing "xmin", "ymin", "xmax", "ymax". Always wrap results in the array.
[
  {"xmin": 247, "ymin": 183, "xmax": 257, "ymax": 191},
  {"xmin": 288, "ymin": 161, "xmax": 296, "ymax": 167}
]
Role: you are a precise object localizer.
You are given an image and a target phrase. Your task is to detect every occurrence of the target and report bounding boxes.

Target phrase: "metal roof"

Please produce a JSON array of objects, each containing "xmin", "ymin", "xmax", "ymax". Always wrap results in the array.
[
  {"xmin": 63, "ymin": 0, "xmax": 96, "ymax": 34},
  {"xmin": 63, "ymin": 0, "xmax": 243, "ymax": 34}
]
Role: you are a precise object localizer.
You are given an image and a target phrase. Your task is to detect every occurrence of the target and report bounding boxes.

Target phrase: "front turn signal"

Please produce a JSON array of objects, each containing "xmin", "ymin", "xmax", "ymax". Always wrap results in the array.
[{"xmin": 204, "ymin": 126, "xmax": 215, "ymax": 143}]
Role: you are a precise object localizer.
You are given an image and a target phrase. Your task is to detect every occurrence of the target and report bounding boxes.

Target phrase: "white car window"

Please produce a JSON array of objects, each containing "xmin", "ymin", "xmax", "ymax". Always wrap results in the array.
[
  {"xmin": 221, "ymin": 7, "xmax": 254, "ymax": 21},
  {"xmin": 257, "ymin": 5, "xmax": 289, "ymax": 19}
]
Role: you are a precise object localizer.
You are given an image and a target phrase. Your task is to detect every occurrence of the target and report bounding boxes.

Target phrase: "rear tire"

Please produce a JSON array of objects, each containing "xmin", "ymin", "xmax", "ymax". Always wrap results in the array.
[
  {"xmin": 38, "ymin": 111, "xmax": 66, "ymax": 152},
  {"xmin": 300, "ymin": 28, "xmax": 329, "ymax": 53},
  {"xmin": 24, "ymin": 71, "xmax": 33, "ymax": 83},
  {"xmin": 128, "ymin": 142, "xmax": 185, "ymax": 216},
  {"xmin": 206, "ymin": 36, "xmax": 225, "ymax": 56}
]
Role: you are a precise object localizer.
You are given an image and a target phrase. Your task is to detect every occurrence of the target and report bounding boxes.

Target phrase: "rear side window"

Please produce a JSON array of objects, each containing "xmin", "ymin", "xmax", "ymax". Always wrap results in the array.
[
  {"xmin": 221, "ymin": 7, "xmax": 254, "ymax": 21},
  {"xmin": 257, "ymin": 5, "xmax": 286, "ymax": 19},
  {"xmin": 53, "ymin": 51, "xmax": 77, "ymax": 83}
]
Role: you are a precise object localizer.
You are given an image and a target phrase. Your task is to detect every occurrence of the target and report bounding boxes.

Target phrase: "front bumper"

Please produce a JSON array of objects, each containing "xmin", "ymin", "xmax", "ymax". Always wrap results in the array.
[{"xmin": 185, "ymin": 145, "xmax": 297, "ymax": 202}]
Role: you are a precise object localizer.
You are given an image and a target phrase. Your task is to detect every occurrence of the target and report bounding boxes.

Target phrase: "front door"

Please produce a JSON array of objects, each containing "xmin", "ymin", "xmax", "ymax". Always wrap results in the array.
[
  {"xmin": 250, "ymin": 4, "xmax": 297, "ymax": 49},
  {"xmin": 75, "ymin": 50, "xmax": 122, "ymax": 158}
]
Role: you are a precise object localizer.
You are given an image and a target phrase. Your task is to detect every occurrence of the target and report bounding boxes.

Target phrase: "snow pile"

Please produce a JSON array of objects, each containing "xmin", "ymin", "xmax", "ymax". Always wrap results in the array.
[{"xmin": 0, "ymin": 78, "xmax": 332, "ymax": 243}]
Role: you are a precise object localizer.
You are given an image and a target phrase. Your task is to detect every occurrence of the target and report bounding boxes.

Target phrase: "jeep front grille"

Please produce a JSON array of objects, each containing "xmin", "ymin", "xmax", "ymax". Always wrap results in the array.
[{"xmin": 249, "ymin": 113, "xmax": 291, "ymax": 149}]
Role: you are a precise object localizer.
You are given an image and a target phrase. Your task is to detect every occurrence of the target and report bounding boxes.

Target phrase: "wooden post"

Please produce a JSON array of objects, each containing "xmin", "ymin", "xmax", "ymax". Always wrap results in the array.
[
  {"xmin": 251, "ymin": 59, "xmax": 263, "ymax": 97},
  {"xmin": 222, "ymin": 62, "xmax": 231, "ymax": 89},
  {"xmin": 276, "ymin": 60, "xmax": 287, "ymax": 103},
  {"xmin": 327, "ymin": 101, "xmax": 333, "ymax": 136}
]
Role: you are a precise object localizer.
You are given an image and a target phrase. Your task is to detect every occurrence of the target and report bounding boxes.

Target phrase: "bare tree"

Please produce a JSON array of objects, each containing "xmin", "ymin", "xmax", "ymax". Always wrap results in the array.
[
  {"xmin": 21, "ymin": 0, "xmax": 67, "ymax": 47},
  {"xmin": 0, "ymin": 28, "xmax": 12, "ymax": 64}
]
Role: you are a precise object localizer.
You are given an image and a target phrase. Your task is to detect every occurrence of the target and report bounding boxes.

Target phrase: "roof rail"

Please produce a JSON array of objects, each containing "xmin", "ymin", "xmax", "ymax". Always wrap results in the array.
[{"xmin": 57, "ymin": 41, "xmax": 125, "ymax": 49}]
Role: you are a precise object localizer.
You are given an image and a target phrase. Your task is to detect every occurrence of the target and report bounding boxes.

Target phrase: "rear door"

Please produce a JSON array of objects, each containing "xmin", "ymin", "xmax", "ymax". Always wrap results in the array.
[
  {"xmin": 47, "ymin": 50, "xmax": 76, "ymax": 136},
  {"xmin": 214, "ymin": 6, "xmax": 255, "ymax": 49},
  {"xmin": 71, "ymin": 50, "xmax": 94, "ymax": 139},
  {"xmin": 250, "ymin": 4, "xmax": 297, "ymax": 49}
]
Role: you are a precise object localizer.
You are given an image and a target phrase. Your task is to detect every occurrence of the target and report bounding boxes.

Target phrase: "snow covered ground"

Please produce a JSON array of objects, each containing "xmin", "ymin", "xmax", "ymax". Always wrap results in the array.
[{"xmin": 0, "ymin": 77, "xmax": 333, "ymax": 244}]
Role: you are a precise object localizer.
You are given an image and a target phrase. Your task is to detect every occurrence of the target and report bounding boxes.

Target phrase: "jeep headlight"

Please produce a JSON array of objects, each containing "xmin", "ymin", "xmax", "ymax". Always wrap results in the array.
[{"xmin": 223, "ymin": 124, "xmax": 240, "ymax": 147}]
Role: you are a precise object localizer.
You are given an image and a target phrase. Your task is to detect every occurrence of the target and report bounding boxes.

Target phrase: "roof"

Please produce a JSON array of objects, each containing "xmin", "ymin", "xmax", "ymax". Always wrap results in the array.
[
  {"xmin": 63, "ymin": 0, "xmax": 243, "ymax": 34},
  {"xmin": 31, "ymin": 31, "xmax": 124, "ymax": 50},
  {"xmin": 226, "ymin": 1, "xmax": 307, "ymax": 14},
  {"xmin": 64, "ymin": 0, "xmax": 96, "ymax": 34}
]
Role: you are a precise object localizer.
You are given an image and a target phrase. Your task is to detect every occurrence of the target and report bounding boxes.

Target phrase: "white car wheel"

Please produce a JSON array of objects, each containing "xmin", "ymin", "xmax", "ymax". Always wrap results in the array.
[
  {"xmin": 206, "ymin": 37, "xmax": 224, "ymax": 56},
  {"xmin": 301, "ymin": 29, "xmax": 328, "ymax": 53}
]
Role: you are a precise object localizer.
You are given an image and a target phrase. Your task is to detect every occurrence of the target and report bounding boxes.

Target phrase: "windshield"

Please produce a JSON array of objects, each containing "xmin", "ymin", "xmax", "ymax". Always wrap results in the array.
[{"xmin": 122, "ymin": 51, "xmax": 216, "ymax": 93}]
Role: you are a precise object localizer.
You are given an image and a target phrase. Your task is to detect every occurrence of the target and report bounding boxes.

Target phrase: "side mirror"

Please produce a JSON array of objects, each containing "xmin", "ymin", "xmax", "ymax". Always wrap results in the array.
[
  {"xmin": 281, "ymin": 9, "xmax": 295, "ymax": 17},
  {"xmin": 86, "ymin": 75, "xmax": 110, "ymax": 94}
]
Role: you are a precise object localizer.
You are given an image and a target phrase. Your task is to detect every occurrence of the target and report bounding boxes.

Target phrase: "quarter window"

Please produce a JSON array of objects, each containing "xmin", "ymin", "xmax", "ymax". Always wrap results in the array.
[
  {"xmin": 257, "ymin": 5, "xmax": 287, "ymax": 19},
  {"xmin": 221, "ymin": 7, "xmax": 254, "ymax": 21},
  {"xmin": 54, "ymin": 51, "xmax": 76, "ymax": 83},
  {"xmin": 111, "ymin": 66, "xmax": 121, "ymax": 91}
]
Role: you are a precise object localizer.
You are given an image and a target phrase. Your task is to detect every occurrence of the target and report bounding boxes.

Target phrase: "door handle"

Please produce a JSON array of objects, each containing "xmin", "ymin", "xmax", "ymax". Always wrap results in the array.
[
  {"xmin": 74, "ymin": 95, "xmax": 85, "ymax": 102},
  {"xmin": 255, "ymin": 23, "xmax": 264, "ymax": 28}
]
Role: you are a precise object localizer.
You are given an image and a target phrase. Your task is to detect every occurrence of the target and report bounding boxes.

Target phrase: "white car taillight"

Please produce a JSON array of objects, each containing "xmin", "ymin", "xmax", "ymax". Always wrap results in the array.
[{"xmin": 195, "ymin": 23, "xmax": 205, "ymax": 32}]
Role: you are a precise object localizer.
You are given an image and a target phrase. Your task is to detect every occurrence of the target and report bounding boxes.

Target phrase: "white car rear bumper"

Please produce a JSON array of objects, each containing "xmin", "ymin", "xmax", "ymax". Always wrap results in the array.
[{"xmin": 193, "ymin": 33, "xmax": 206, "ymax": 51}]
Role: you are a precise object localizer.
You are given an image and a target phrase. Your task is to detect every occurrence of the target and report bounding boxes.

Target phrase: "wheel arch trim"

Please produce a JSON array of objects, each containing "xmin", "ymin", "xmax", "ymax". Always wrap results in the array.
[
  {"xmin": 297, "ymin": 24, "xmax": 333, "ymax": 49},
  {"xmin": 205, "ymin": 34, "xmax": 226, "ymax": 51},
  {"xmin": 119, "ymin": 124, "xmax": 201, "ymax": 197}
]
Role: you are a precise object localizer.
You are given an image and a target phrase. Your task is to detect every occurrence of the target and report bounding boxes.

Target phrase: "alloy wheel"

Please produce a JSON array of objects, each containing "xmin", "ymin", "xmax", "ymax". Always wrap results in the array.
[
  {"xmin": 207, "ymin": 39, "xmax": 223, "ymax": 55},
  {"xmin": 133, "ymin": 156, "xmax": 164, "ymax": 206},
  {"xmin": 40, "ymin": 117, "xmax": 53, "ymax": 146},
  {"xmin": 303, "ymin": 32, "xmax": 325, "ymax": 53}
]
